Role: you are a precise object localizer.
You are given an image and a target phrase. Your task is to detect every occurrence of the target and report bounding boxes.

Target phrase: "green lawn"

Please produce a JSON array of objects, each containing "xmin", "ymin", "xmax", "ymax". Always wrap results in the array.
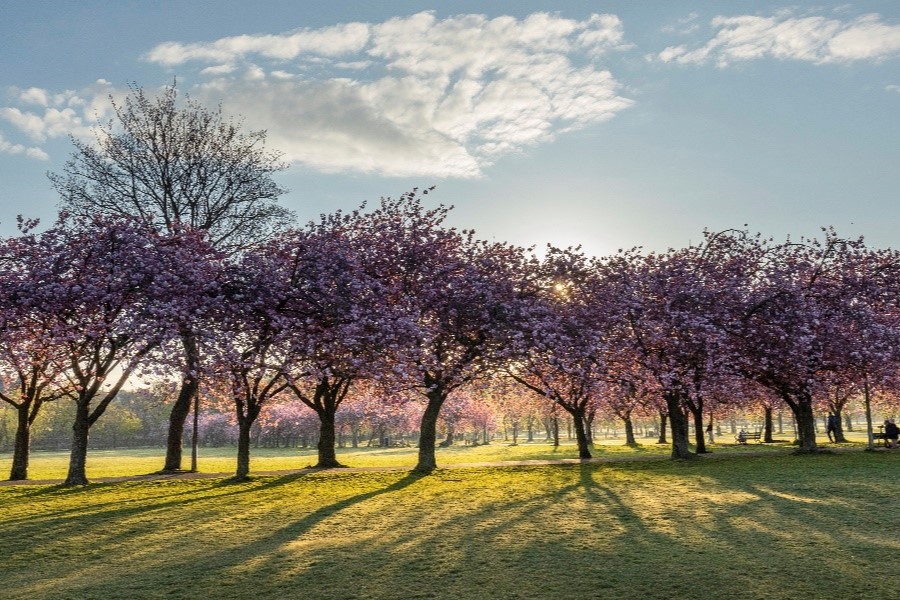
[
  {"xmin": 0, "ymin": 435, "xmax": 810, "ymax": 480},
  {"xmin": 2, "ymin": 447, "xmax": 898, "ymax": 599}
]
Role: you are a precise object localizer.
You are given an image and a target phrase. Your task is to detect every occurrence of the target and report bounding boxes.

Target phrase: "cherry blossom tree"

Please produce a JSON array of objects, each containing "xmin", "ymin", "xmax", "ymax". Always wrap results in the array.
[
  {"xmin": 0, "ymin": 219, "xmax": 70, "ymax": 480},
  {"xmin": 204, "ymin": 249, "xmax": 292, "ymax": 480},
  {"xmin": 22, "ymin": 217, "xmax": 213, "ymax": 485},
  {"xmin": 504, "ymin": 247, "xmax": 615, "ymax": 459},
  {"xmin": 50, "ymin": 82, "xmax": 293, "ymax": 473},
  {"xmin": 267, "ymin": 210, "xmax": 408, "ymax": 468},
  {"xmin": 729, "ymin": 231, "xmax": 889, "ymax": 453},
  {"xmin": 363, "ymin": 190, "xmax": 525, "ymax": 472},
  {"xmin": 609, "ymin": 233, "xmax": 749, "ymax": 459}
]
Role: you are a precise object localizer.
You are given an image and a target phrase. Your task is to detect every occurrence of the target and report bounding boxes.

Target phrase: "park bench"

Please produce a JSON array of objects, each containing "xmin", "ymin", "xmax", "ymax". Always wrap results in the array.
[
  {"xmin": 872, "ymin": 428, "xmax": 893, "ymax": 447},
  {"xmin": 735, "ymin": 431, "xmax": 762, "ymax": 444}
]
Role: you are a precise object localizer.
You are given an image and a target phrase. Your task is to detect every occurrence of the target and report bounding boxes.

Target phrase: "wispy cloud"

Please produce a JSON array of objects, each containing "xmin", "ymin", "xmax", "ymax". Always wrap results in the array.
[
  {"xmin": 144, "ymin": 11, "xmax": 633, "ymax": 178},
  {"xmin": 658, "ymin": 12, "xmax": 900, "ymax": 67}
]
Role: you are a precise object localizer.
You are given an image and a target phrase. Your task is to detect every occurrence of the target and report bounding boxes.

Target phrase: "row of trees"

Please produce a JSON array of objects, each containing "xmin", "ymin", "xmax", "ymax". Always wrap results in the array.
[
  {"xmin": 4, "ymin": 385, "xmax": 888, "ymax": 455},
  {"xmin": 4, "ymin": 197, "xmax": 900, "ymax": 484},
  {"xmin": 3, "ymin": 84, "xmax": 900, "ymax": 484}
]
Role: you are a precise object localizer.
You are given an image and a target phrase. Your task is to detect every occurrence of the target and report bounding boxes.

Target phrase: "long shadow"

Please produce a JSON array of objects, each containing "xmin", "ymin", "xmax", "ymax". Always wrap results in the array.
[{"xmin": 0, "ymin": 471, "xmax": 333, "ymax": 530}]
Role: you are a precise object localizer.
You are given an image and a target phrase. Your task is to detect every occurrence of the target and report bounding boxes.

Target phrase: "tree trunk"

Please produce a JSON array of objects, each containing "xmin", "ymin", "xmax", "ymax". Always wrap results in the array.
[
  {"xmin": 64, "ymin": 405, "xmax": 91, "ymax": 486},
  {"xmin": 584, "ymin": 414, "xmax": 594, "ymax": 445},
  {"xmin": 415, "ymin": 391, "xmax": 445, "ymax": 472},
  {"xmin": 763, "ymin": 406, "xmax": 775, "ymax": 443},
  {"xmin": 657, "ymin": 410, "xmax": 668, "ymax": 444},
  {"xmin": 9, "ymin": 407, "xmax": 31, "ymax": 481},
  {"xmin": 162, "ymin": 332, "xmax": 200, "ymax": 472},
  {"xmin": 785, "ymin": 392, "xmax": 818, "ymax": 453},
  {"xmin": 235, "ymin": 420, "xmax": 253, "ymax": 480},
  {"xmin": 552, "ymin": 416, "xmax": 560, "ymax": 447},
  {"xmin": 623, "ymin": 415, "xmax": 637, "ymax": 447},
  {"xmin": 832, "ymin": 407, "xmax": 847, "ymax": 443},
  {"xmin": 665, "ymin": 393, "xmax": 693, "ymax": 459},
  {"xmin": 316, "ymin": 409, "xmax": 343, "ymax": 468},
  {"xmin": 570, "ymin": 407, "xmax": 591, "ymax": 459},
  {"xmin": 689, "ymin": 403, "xmax": 707, "ymax": 454}
]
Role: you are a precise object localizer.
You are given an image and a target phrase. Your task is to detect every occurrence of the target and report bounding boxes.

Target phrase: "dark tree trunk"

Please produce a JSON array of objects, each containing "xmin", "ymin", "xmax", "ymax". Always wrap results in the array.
[
  {"xmin": 784, "ymin": 392, "xmax": 818, "ymax": 453},
  {"xmin": 9, "ymin": 407, "xmax": 31, "ymax": 481},
  {"xmin": 415, "ymin": 390, "xmax": 445, "ymax": 472},
  {"xmin": 832, "ymin": 407, "xmax": 847, "ymax": 443},
  {"xmin": 688, "ymin": 402, "xmax": 707, "ymax": 454},
  {"xmin": 584, "ymin": 416, "xmax": 594, "ymax": 445},
  {"xmin": 665, "ymin": 393, "xmax": 693, "ymax": 459},
  {"xmin": 163, "ymin": 332, "xmax": 200, "ymax": 472},
  {"xmin": 64, "ymin": 405, "xmax": 91, "ymax": 486},
  {"xmin": 570, "ymin": 407, "xmax": 591, "ymax": 459},
  {"xmin": 526, "ymin": 416, "xmax": 534, "ymax": 442},
  {"xmin": 623, "ymin": 415, "xmax": 637, "ymax": 447},
  {"xmin": 763, "ymin": 406, "xmax": 775, "ymax": 443},
  {"xmin": 657, "ymin": 410, "xmax": 668, "ymax": 444},
  {"xmin": 316, "ymin": 410, "xmax": 342, "ymax": 468},
  {"xmin": 235, "ymin": 419, "xmax": 252, "ymax": 480},
  {"xmin": 552, "ymin": 416, "xmax": 560, "ymax": 447}
]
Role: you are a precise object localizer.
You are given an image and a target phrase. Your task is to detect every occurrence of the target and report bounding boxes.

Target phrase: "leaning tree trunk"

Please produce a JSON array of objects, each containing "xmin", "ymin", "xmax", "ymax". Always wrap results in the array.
[
  {"xmin": 415, "ymin": 389, "xmax": 446, "ymax": 472},
  {"xmin": 64, "ymin": 404, "xmax": 92, "ymax": 486},
  {"xmin": 162, "ymin": 332, "xmax": 200, "ymax": 472},
  {"xmin": 566, "ymin": 406, "xmax": 591, "ymax": 458},
  {"xmin": 664, "ymin": 393, "xmax": 693, "ymax": 459}
]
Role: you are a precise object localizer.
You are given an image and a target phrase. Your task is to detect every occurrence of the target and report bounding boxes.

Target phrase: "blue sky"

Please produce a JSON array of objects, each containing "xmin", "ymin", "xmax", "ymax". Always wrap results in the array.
[{"xmin": 1, "ymin": 1, "xmax": 898, "ymax": 256}]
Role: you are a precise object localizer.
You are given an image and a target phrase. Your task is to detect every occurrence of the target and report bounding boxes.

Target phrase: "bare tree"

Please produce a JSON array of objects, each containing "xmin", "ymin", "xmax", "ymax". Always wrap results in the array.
[{"xmin": 50, "ymin": 82, "xmax": 293, "ymax": 472}]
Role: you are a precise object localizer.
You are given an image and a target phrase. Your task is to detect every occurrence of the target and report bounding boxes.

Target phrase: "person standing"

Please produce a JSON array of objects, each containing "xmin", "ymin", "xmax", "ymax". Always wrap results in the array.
[
  {"xmin": 885, "ymin": 419, "xmax": 899, "ymax": 449},
  {"xmin": 826, "ymin": 413, "xmax": 838, "ymax": 443}
]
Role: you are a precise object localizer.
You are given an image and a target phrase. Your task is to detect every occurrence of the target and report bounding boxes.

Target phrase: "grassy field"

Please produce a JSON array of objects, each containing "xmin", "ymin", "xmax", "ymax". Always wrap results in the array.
[
  {"xmin": 2, "ymin": 442, "xmax": 898, "ymax": 599},
  {"xmin": 0, "ymin": 434, "xmax": 825, "ymax": 480}
]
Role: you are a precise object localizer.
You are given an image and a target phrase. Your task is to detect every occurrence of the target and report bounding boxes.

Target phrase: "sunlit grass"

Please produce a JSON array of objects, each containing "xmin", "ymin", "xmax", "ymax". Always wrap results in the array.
[
  {"xmin": 0, "ymin": 436, "xmax": 797, "ymax": 480},
  {"xmin": 1, "ymin": 451, "xmax": 898, "ymax": 599},
  {"xmin": 0, "ymin": 426, "xmax": 880, "ymax": 481}
]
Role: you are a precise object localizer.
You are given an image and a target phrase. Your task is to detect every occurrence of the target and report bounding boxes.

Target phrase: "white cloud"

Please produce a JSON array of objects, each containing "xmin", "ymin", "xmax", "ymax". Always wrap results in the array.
[
  {"xmin": 662, "ymin": 12, "xmax": 700, "ymax": 35},
  {"xmin": 887, "ymin": 84, "xmax": 900, "ymax": 93},
  {"xmin": 0, "ymin": 80, "xmax": 117, "ymax": 158},
  {"xmin": 0, "ymin": 130, "xmax": 49, "ymax": 160},
  {"xmin": 658, "ymin": 12, "xmax": 900, "ymax": 67},
  {"xmin": 154, "ymin": 11, "xmax": 633, "ymax": 178},
  {"xmin": 144, "ymin": 22, "xmax": 372, "ymax": 66}
]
